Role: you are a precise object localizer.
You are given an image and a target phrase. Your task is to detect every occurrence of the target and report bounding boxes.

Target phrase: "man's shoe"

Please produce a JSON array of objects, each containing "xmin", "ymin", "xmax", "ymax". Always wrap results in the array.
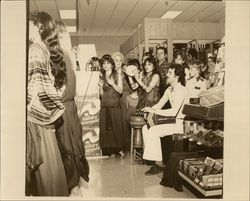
[
  {"xmin": 145, "ymin": 160, "xmax": 155, "ymax": 166},
  {"xmin": 145, "ymin": 164, "xmax": 163, "ymax": 175},
  {"xmin": 159, "ymin": 180, "xmax": 173, "ymax": 187}
]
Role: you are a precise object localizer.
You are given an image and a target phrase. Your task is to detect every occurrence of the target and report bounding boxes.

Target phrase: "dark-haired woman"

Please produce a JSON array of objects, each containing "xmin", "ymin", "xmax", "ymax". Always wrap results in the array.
[
  {"xmin": 26, "ymin": 11, "xmax": 68, "ymax": 196},
  {"xmin": 99, "ymin": 55, "xmax": 125, "ymax": 157},
  {"xmin": 135, "ymin": 57, "xmax": 161, "ymax": 109},
  {"xmin": 49, "ymin": 21, "xmax": 89, "ymax": 195}
]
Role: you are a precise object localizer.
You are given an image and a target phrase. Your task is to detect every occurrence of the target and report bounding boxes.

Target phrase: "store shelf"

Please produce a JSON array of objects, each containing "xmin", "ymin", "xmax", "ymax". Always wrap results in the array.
[{"xmin": 178, "ymin": 171, "xmax": 223, "ymax": 197}]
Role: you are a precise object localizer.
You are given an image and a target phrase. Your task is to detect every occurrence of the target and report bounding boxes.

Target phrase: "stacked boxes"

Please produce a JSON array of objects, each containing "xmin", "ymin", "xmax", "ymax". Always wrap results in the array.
[{"xmin": 179, "ymin": 157, "xmax": 223, "ymax": 189}]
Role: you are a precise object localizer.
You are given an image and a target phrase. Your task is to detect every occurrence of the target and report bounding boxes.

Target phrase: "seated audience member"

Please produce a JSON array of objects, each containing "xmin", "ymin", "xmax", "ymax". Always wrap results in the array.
[
  {"xmin": 141, "ymin": 64, "xmax": 187, "ymax": 175},
  {"xmin": 186, "ymin": 60, "xmax": 207, "ymax": 98}
]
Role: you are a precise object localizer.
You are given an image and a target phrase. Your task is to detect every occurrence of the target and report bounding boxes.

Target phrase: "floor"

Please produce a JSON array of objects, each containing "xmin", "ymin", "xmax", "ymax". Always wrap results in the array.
[{"xmin": 73, "ymin": 154, "xmax": 197, "ymax": 199}]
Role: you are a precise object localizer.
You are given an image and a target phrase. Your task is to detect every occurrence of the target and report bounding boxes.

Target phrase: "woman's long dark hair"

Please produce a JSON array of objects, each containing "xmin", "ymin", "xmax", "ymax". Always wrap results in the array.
[
  {"xmin": 142, "ymin": 56, "xmax": 158, "ymax": 76},
  {"xmin": 50, "ymin": 47, "xmax": 67, "ymax": 90},
  {"xmin": 30, "ymin": 11, "xmax": 67, "ymax": 90},
  {"xmin": 100, "ymin": 54, "xmax": 116, "ymax": 77},
  {"xmin": 30, "ymin": 11, "xmax": 56, "ymax": 41}
]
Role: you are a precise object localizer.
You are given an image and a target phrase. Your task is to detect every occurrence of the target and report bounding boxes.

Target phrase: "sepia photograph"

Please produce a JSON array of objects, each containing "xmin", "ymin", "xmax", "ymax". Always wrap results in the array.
[{"xmin": 0, "ymin": 0, "xmax": 249, "ymax": 200}]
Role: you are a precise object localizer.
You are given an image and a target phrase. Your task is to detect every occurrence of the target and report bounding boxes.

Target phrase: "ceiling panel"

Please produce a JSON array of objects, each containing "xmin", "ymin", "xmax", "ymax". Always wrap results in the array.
[
  {"xmin": 79, "ymin": 0, "xmax": 98, "ymax": 10},
  {"xmin": 92, "ymin": 0, "xmax": 118, "ymax": 28},
  {"xmin": 79, "ymin": 0, "xmax": 97, "ymax": 32},
  {"xmin": 187, "ymin": 1, "xmax": 224, "ymax": 22},
  {"xmin": 170, "ymin": 1, "xmax": 196, "ymax": 11},
  {"xmin": 202, "ymin": 8, "xmax": 225, "ymax": 23},
  {"xmin": 105, "ymin": 0, "xmax": 138, "ymax": 27},
  {"xmin": 56, "ymin": 0, "xmax": 75, "ymax": 10},
  {"xmin": 174, "ymin": 1, "xmax": 224, "ymax": 22},
  {"xmin": 199, "ymin": 2, "xmax": 225, "ymax": 22},
  {"xmin": 146, "ymin": 0, "xmax": 177, "ymax": 18},
  {"xmin": 119, "ymin": 0, "xmax": 158, "ymax": 30},
  {"xmin": 34, "ymin": 0, "xmax": 56, "ymax": 11}
]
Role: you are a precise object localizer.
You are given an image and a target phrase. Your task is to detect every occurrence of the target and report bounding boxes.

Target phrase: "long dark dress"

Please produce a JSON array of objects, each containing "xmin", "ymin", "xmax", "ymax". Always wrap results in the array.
[
  {"xmin": 56, "ymin": 52, "xmax": 89, "ymax": 192},
  {"xmin": 120, "ymin": 71, "xmax": 132, "ymax": 152},
  {"xmin": 99, "ymin": 72, "xmax": 125, "ymax": 156}
]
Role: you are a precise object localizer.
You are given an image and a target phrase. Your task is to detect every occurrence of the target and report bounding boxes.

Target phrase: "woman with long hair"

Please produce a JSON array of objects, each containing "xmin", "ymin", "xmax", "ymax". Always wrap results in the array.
[
  {"xmin": 26, "ymin": 11, "xmax": 68, "ymax": 196},
  {"xmin": 99, "ymin": 54, "xmax": 125, "ymax": 157},
  {"xmin": 48, "ymin": 20, "xmax": 89, "ymax": 195},
  {"xmin": 135, "ymin": 56, "xmax": 161, "ymax": 109}
]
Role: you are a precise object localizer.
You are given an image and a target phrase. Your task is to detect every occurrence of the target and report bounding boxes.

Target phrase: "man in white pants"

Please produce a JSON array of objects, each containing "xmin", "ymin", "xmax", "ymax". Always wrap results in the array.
[{"xmin": 141, "ymin": 64, "xmax": 187, "ymax": 175}]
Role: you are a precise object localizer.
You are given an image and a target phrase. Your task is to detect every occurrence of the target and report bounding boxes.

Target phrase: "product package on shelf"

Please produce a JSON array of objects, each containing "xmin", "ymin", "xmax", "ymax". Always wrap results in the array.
[
  {"xmin": 179, "ymin": 157, "xmax": 223, "ymax": 190},
  {"xmin": 194, "ymin": 157, "xmax": 223, "ymax": 189},
  {"xmin": 181, "ymin": 158, "xmax": 204, "ymax": 173}
]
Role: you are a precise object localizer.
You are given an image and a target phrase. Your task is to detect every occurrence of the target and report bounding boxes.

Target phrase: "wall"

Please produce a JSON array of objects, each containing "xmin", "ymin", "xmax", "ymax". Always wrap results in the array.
[{"xmin": 71, "ymin": 35, "xmax": 128, "ymax": 58}]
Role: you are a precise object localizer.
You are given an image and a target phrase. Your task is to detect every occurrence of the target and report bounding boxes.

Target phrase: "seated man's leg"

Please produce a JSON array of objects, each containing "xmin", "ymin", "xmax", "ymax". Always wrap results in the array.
[{"xmin": 142, "ymin": 122, "xmax": 183, "ymax": 175}]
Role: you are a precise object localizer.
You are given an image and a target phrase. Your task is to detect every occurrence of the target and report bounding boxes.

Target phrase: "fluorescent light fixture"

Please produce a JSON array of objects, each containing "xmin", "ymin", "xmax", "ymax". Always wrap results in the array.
[
  {"xmin": 161, "ymin": 11, "xmax": 182, "ymax": 19},
  {"xmin": 59, "ymin": 10, "xmax": 76, "ymax": 19},
  {"xmin": 67, "ymin": 26, "xmax": 77, "ymax": 32}
]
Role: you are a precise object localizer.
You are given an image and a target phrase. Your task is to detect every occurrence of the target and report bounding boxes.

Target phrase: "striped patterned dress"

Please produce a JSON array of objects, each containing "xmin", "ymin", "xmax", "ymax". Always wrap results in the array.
[{"xmin": 26, "ymin": 42, "xmax": 68, "ymax": 196}]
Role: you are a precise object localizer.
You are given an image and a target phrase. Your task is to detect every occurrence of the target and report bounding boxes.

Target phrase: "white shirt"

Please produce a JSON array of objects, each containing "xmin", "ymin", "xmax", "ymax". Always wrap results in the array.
[
  {"xmin": 186, "ymin": 76, "xmax": 207, "ymax": 98},
  {"xmin": 152, "ymin": 82, "xmax": 187, "ymax": 119}
]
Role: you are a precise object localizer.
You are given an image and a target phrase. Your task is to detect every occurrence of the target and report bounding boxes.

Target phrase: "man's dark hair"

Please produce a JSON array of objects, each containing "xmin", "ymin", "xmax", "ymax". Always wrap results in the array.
[
  {"xmin": 156, "ymin": 47, "xmax": 168, "ymax": 55},
  {"xmin": 169, "ymin": 63, "xmax": 185, "ymax": 86}
]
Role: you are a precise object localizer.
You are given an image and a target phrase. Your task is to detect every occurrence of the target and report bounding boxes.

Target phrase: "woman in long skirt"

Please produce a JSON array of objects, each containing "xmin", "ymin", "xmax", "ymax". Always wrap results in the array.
[{"xmin": 99, "ymin": 54, "xmax": 126, "ymax": 157}]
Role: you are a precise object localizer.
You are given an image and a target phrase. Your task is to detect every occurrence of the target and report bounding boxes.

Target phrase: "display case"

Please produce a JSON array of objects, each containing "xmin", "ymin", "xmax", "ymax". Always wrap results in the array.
[{"xmin": 180, "ymin": 102, "xmax": 224, "ymax": 197}]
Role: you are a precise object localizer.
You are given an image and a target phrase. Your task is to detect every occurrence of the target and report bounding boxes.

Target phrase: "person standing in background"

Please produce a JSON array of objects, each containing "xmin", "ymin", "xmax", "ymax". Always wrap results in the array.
[
  {"xmin": 99, "ymin": 54, "xmax": 126, "ymax": 157},
  {"xmin": 112, "ymin": 52, "xmax": 132, "ymax": 154},
  {"xmin": 26, "ymin": 11, "xmax": 68, "ymax": 196},
  {"xmin": 173, "ymin": 50, "xmax": 190, "ymax": 82},
  {"xmin": 124, "ymin": 59, "xmax": 141, "ymax": 153},
  {"xmin": 156, "ymin": 47, "xmax": 170, "ymax": 97},
  {"xmin": 186, "ymin": 60, "xmax": 207, "ymax": 98},
  {"xmin": 51, "ymin": 20, "xmax": 90, "ymax": 195}
]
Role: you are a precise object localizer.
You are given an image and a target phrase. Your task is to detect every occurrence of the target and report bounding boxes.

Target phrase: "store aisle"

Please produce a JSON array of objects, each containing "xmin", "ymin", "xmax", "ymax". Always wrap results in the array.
[{"xmin": 75, "ymin": 155, "xmax": 196, "ymax": 199}]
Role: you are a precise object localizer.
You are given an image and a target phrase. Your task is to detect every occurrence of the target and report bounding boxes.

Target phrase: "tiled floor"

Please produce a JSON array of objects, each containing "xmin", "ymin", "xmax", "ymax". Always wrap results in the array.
[{"xmin": 76, "ymin": 155, "xmax": 197, "ymax": 199}]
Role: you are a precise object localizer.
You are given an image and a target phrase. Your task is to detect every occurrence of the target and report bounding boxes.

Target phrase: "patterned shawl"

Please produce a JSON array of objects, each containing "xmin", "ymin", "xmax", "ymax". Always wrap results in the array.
[{"xmin": 27, "ymin": 42, "xmax": 65, "ymax": 125}]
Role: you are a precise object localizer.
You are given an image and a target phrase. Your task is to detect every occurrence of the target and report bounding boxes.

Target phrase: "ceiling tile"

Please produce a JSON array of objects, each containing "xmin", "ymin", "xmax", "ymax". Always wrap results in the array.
[
  {"xmin": 34, "ymin": 0, "xmax": 56, "ymax": 11},
  {"xmin": 56, "ymin": 0, "xmax": 75, "ymax": 10},
  {"xmin": 146, "ymin": 0, "xmax": 177, "ymax": 18},
  {"xmin": 202, "ymin": 8, "xmax": 225, "ymax": 23},
  {"xmin": 186, "ymin": 1, "xmax": 225, "ymax": 22}
]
